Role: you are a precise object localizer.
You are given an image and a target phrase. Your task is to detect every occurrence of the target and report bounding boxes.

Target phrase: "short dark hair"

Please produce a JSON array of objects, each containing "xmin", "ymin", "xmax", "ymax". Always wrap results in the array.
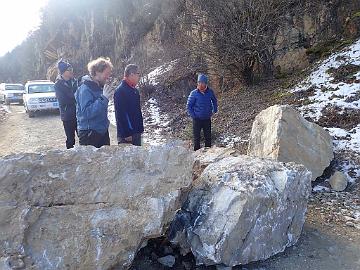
[{"xmin": 124, "ymin": 64, "xmax": 139, "ymax": 77}]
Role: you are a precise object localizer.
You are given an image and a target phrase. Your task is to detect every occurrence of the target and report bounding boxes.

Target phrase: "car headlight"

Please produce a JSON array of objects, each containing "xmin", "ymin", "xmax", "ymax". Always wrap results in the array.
[
  {"xmin": 28, "ymin": 98, "xmax": 39, "ymax": 104},
  {"xmin": 6, "ymin": 93, "xmax": 14, "ymax": 97}
]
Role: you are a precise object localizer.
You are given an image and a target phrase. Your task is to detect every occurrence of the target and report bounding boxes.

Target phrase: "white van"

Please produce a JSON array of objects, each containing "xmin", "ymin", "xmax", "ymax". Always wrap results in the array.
[
  {"xmin": 0, "ymin": 83, "xmax": 25, "ymax": 104},
  {"xmin": 23, "ymin": 80, "xmax": 59, "ymax": 118}
]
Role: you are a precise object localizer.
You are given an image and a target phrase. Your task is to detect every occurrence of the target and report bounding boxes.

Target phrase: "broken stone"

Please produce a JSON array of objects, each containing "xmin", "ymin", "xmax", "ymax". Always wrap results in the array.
[
  {"xmin": 346, "ymin": 222, "xmax": 356, "ymax": 228},
  {"xmin": 193, "ymin": 147, "xmax": 239, "ymax": 179},
  {"xmin": 216, "ymin": 265, "xmax": 233, "ymax": 270},
  {"xmin": 329, "ymin": 171, "xmax": 348, "ymax": 191},
  {"xmin": 0, "ymin": 143, "xmax": 193, "ymax": 270},
  {"xmin": 247, "ymin": 105, "xmax": 334, "ymax": 181},
  {"xmin": 6, "ymin": 256, "xmax": 25, "ymax": 269},
  {"xmin": 171, "ymin": 149, "xmax": 312, "ymax": 266},
  {"xmin": 157, "ymin": 255, "xmax": 176, "ymax": 267}
]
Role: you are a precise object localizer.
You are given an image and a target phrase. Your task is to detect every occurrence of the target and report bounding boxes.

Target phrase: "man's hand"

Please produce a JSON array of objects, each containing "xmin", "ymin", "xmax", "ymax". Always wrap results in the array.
[{"xmin": 103, "ymin": 84, "xmax": 114, "ymax": 101}]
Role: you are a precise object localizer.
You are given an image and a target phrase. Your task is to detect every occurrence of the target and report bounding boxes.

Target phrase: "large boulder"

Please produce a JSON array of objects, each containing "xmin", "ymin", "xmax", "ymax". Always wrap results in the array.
[
  {"xmin": 0, "ymin": 143, "xmax": 193, "ymax": 270},
  {"xmin": 247, "ymin": 105, "xmax": 334, "ymax": 181},
  {"xmin": 170, "ymin": 148, "xmax": 312, "ymax": 266}
]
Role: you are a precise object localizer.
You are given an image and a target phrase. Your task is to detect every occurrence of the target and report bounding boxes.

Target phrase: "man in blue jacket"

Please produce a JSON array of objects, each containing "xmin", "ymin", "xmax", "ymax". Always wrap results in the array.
[
  {"xmin": 114, "ymin": 64, "xmax": 144, "ymax": 146},
  {"xmin": 75, "ymin": 57, "xmax": 114, "ymax": 148},
  {"xmin": 54, "ymin": 60, "xmax": 78, "ymax": 149},
  {"xmin": 187, "ymin": 74, "xmax": 218, "ymax": 151}
]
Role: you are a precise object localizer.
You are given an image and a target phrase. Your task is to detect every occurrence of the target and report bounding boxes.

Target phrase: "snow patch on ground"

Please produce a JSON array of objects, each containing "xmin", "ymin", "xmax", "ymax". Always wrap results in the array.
[
  {"xmin": 312, "ymin": 185, "xmax": 330, "ymax": 193},
  {"xmin": 217, "ymin": 135, "xmax": 248, "ymax": 149},
  {"xmin": 142, "ymin": 98, "xmax": 170, "ymax": 146},
  {"xmin": 340, "ymin": 159, "xmax": 360, "ymax": 184},
  {"xmin": 293, "ymin": 38, "xmax": 360, "ymax": 120},
  {"xmin": 108, "ymin": 98, "xmax": 170, "ymax": 146},
  {"xmin": 141, "ymin": 60, "xmax": 179, "ymax": 86},
  {"xmin": 292, "ymin": 38, "xmax": 360, "ymax": 188},
  {"xmin": 108, "ymin": 101, "xmax": 116, "ymax": 127},
  {"xmin": 326, "ymin": 126, "xmax": 360, "ymax": 153}
]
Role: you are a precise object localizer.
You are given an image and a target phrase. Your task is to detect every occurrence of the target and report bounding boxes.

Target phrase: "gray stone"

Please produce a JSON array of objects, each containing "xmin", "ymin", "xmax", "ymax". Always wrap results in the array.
[
  {"xmin": 329, "ymin": 171, "xmax": 348, "ymax": 192},
  {"xmin": 193, "ymin": 147, "xmax": 239, "ymax": 180},
  {"xmin": 216, "ymin": 265, "xmax": 233, "ymax": 270},
  {"xmin": 6, "ymin": 256, "xmax": 25, "ymax": 269},
  {"xmin": 172, "ymin": 149, "xmax": 312, "ymax": 266},
  {"xmin": 247, "ymin": 105, "xmax": 334, "ymax": 181},
  {"xmin": 0, "ymin": 143, "xmax": 193, "ymax": 270},
  {"xmin": 157, "ymin": 255, "xmax": 176, "ymax": 267},
  {"xmin": 163, "ymin": 245, "xmax": 174, "ymax": 255}
]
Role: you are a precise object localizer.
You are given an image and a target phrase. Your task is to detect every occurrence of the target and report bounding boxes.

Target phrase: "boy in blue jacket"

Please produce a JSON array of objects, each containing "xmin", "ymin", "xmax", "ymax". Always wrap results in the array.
[
  {"xmin": 114, "ymin": 64, "xmax": 144, "ymax": 146},
  {"xmin": 187, "ymin": 74, "xmax": 218, "ymax": 151}
]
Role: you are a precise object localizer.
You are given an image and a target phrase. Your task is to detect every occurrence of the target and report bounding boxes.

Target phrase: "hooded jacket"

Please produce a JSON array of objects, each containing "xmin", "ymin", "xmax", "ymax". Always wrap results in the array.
[{"xmin": 75, "ymin": 76, "xmax": 109, "ymax": 134}]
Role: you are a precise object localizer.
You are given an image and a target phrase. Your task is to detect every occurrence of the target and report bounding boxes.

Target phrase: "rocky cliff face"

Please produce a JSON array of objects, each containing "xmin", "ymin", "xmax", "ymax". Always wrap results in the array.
[
  {"xmin": 0, "ymin": 0, "xmax": 359, "ymax": 85},
  {"xmin": 42, "ymin": 0, "xmax": 184, "ymax": 81},
  {"xmin": 274, "ymin": 0, "xmax": 360, "ymax": 74}
]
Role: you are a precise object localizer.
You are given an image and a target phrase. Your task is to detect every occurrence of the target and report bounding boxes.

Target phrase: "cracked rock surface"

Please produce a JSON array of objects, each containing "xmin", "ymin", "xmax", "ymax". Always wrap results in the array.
[
  {"xmin": 171, "ymin": 148, "xmax": 312, "ymax": 266},
  {"xmin": 0, "ymin": 144, "xmax": 193, "ymax": 270}
]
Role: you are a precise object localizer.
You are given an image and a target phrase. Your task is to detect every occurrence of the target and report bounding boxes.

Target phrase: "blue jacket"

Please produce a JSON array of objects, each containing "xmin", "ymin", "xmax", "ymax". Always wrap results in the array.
[
  {"xmin": 187, "ymin": 88, "xmax": 218, "ymax": 120},
  {"xmin": 54, "ymin": 76, "xmax": 77, "ymax": 121},
  {"xmin": 75, "ymin": 76, "xmax": 109, "ymax": 134},
  {"xmin": 114, "ymin": 80, "xmax": 144, "ymax": 138}
]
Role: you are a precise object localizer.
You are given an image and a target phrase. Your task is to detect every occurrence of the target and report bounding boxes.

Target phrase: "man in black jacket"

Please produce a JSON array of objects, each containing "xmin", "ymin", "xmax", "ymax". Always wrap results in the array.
[
  {"xmin": 114, "ymin": 64, "xmax": 144, "ymax": 146},
  {"xmin": 54, "ymin": 60, "xmax": 78, "ymax": 149}
]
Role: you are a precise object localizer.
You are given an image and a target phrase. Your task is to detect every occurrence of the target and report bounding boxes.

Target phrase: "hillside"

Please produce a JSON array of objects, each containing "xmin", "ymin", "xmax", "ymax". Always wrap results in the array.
[
  {"xmin": 0, "ymin": 0, "xmax": 359, "ymax": 86},
  {"xmin": 1, "ymin": 1, "xmax": 360, "ymax": 269}
]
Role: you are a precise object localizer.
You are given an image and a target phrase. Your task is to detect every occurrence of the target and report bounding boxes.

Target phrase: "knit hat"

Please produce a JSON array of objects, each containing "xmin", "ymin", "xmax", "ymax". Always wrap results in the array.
[
  {"xmin": 58, "ymin": 60, "xmax": 72, "ymax": 74},
  {"xmin": 197, "ymin": 74, "xmax": 208, "ymax": 84}
]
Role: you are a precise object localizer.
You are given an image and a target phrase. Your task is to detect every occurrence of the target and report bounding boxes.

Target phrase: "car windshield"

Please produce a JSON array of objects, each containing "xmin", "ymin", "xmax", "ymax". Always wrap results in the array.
[
  {"xmin": 5, "ymin": 85, "xmax": 24, "ymax": 91},
  {"xmin": 28, "ymin": 84, "xmax": 55, "ymax": 94}
]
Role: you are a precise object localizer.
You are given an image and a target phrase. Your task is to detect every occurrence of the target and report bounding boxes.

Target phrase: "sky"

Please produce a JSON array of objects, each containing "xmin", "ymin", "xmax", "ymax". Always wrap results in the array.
[{"xmin": 0, "ymin": 0, "xmax": 48, "ymax": 57}]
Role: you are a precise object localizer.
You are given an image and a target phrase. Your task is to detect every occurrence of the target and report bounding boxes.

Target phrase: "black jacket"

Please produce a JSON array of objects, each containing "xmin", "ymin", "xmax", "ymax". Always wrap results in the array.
[
  {"xmin": 114, "ymin": 80, "xmax": 144, "ymax": 138},
  {"xmin": 54, "ymin": 76, "xmax": 78, "ymax": 121}
]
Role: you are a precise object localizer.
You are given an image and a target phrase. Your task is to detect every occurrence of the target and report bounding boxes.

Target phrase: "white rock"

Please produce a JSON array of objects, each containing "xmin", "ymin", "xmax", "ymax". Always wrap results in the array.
[
  {"xmin": 329, "ymin": 171, "xmax": 348, "ymax": 191},
  {"xmin": 171, "ymin": 149, "xmax": 312, "ymax": 266},
  {"xmin": 157, "ymin": 255, "xmax": 176, "ymax": 267},
  {"xmin": 247, "ymin": 105, "xmax": 333, "ymax": 181}
]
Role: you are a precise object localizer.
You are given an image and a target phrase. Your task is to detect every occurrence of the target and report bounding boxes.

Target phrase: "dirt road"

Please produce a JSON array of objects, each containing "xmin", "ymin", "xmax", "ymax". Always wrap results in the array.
[
  {"xmin": 1, "ymin": 104, "xmax": 360, "ymax": 270},
  {"xmin": 0, "ymin": 104, "xmax": 117, "ymax": 156}
]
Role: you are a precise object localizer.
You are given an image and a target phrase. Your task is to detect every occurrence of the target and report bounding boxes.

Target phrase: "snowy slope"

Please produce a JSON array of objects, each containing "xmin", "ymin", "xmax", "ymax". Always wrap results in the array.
[{"xmin": 292, "ymin": 38, "xmax": 360, "ymax": 184}]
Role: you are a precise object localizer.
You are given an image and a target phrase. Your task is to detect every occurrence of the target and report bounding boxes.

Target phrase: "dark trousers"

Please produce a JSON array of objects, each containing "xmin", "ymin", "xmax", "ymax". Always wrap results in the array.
[
  {"xmin": 63, "ymin": 120, "xmax": 77, "ymax": 149},
  {"xmin": 193, "ymin": 119, "xmax": 211, "ymax": 151},
  {"xmin": 118, "ymin": 133, "xmax": 142, "ymax": 146},
  {"xmin": 78, "ymin": 129, "xmax": 110, "ymax": 148}
]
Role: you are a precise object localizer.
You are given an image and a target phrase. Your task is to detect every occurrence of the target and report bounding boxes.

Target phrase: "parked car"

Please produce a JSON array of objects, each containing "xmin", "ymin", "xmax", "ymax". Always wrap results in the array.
[
  {"xmin": 23, "ymin": 80, "xmax": 59, "ymax": 118},
  {"xmin": 0, "ymin": 83, "xmax": 25, "ymax": 104}
]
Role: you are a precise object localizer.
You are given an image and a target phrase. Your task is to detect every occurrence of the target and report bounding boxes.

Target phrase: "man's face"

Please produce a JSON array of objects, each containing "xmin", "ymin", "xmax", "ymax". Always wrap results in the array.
[
  {"xmin": 128, "ymin": 71, "xmax": 140, "ymax": 85},
  {"xmin": 62, "ymin": 69, "xmax": 74, "ymax": 80},
  {"xmin": 197, "ymin": 82, "xmax": 207, "ymax": 91},
  {"xmin": 97, "ymin": 67, "xmax": 112, "ymax": 85}
]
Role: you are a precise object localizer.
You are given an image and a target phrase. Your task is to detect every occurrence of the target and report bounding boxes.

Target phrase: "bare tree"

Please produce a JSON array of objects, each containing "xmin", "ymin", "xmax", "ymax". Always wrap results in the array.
[{"xmin": 183, "ymin": 0, "xmax": 293, "ymax": 85}]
